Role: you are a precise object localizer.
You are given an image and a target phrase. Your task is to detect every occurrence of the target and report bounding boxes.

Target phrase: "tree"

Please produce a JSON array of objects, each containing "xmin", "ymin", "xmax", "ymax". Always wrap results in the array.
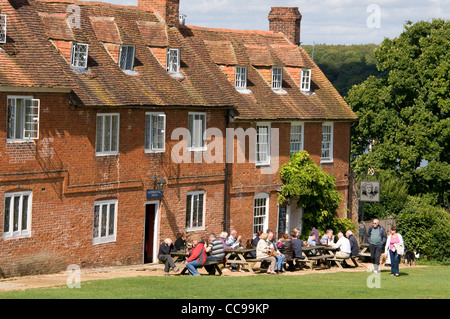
[
  {"xmin": 278, "ymin": 151, "xmax": 343, "ymax": 235},
  {"xmin": 347, "ymin": 19, "xmax": 450, "ymax": 207}
]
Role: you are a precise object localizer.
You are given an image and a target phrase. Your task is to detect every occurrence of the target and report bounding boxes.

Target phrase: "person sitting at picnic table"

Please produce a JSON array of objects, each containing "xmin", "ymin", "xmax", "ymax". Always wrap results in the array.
[
  {"xmin": 185, "ymin": 235, "xmax": 207, "ymax": 276},
  {"xmin": 268, "ymin": 231, "xmax": 286, "ymax": 273},
  {"xmin": 225, "ymin": 229, "xmax": 243, "ymax": 272},
  {"xmin": 174, "ymin": 231, "xmax": 188, "ymax": 251},
  {"xmin": 346, "ymin": 230, "xmax": 359, "ymax": 257},
  {"xmin": 290, "ymin": 230, "xmax": 304, "ymax": 258},
  {"xmin": 250, "ymin": 230, "xmax": 263, "ymax": 257},
  {"xmin": 277, "ymin": 233, "xmax": 294, "ymax": 271},
  {"xmin": 320, "ymin": 229, "xmax": 335, "ymax": 245},
  {"xmin": 332, "ymin": 232, "xmax": 352, "ymax": 259},
  {"xmin": 219, "ymin": 231, "xmax": 231, "ymax": 249},
  {"xmin": 158, "ymin": 238, "xmax": 180, "ymax": 276},
  {"xmin": 256, "ymin": 233, "xmax": 277, "ymax": 275},
  {"xmin": 205, "ymin": 233, "xmax": 225, "ymax": 275}
]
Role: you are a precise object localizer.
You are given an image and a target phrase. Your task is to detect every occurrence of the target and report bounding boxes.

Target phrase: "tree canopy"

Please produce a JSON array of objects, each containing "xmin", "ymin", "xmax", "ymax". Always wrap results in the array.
[{"xmin": 346, "ymin": 19, "xmax": 450, "ymax": 207}]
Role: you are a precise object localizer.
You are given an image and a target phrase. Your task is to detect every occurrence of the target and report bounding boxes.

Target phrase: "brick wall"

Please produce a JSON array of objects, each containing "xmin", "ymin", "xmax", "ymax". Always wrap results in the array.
[{"xmin": 268, "ymin": 7, "xmax": 302, "ymax": 46}]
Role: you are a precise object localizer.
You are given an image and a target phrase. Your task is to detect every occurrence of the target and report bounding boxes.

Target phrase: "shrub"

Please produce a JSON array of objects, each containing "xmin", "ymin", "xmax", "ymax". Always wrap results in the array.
[{"xmin": 396, "ymin": 196, "xmax": 450, "ymax": 261}]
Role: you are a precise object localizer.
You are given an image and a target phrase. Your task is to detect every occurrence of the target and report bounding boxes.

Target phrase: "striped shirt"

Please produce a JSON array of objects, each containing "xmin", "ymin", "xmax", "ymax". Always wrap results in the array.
[{"xmin": 209, "ymin": 238, "xmax": 225, "ymax": 260}]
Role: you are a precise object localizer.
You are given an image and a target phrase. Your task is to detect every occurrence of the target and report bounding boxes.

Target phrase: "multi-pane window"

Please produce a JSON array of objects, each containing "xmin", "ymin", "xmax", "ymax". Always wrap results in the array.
[
  {"xmin": 235, "ymin": 66, "xmax": 248, "ymax": 90},
  {"xmin": 93, "ymin": 200, "xmax": 117, "ymax": 245},
  {"xmin": 145, "ymin": 112, "xmax": 166, "ymax": 152},
  {"xmin": 186, "ymin": 191, "xmax": 205, "ymax": 230},
  {"xmin": 0, "ymin": 14, "xmax": 6, "ymax": 44},
  {"xmin": 253, "ymin": 193, "xmax": 268, "ymax": 235},
  {"xmin": 3, "ymin": 191, "xmax": 32, "ymax": 240},
  {"xmin": 290, "ymin": 123, "xmax": 304, "ymax": 156},
  {"xmin": 256, "ymin": 123, "xmax": 270, "ymax": 165},
  {"xmin": 96, "ymin": 113, "xmax": 119, "ymax": 155},
  {"xmin": 321, "ymin": 122, "xmax": 333, "ymax": 163},
  {"xmin": 71, "ymin": 43, "xmax": 89, "ymax": 69},
  {"xmin": 166, "ymin": 48, "xmax": 180, "ymax": 74},
  {"xmin": 272, "ymin": 67, "xmax": 283, "ymax": 91},
  {"xmin": 188, "ymin": 112, "xmax": 206, "ymax": 150},
  {"xmin": 6, "ymin": 96, "xmax": 40, "ymax": 141},
  {"xmin": 119, "ymin": 45, "xmax": 135, "ymax": 72},
  {"xmin": 300, "ymin": 68, "xmax": 311, "ymax": 92}
]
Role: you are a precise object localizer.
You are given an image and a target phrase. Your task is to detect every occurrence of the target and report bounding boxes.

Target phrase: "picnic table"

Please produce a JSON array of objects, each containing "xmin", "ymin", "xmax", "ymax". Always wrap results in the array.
[
  {"xmin": 320, "ymin": 245, "xmax": 360, "ymax": 268},
  {"xmin": 357, "ymin": 243, "xmax": 371, "ymax": 261},
  {"xmin": 301, "ymin": 245, "xmax": 334, "ymax": 270},
  {"xmin": 224, "ymin": 248, "xmax": 257, "ymax": 273},
  {"xmin": 170, "ymin": 250, "xmax": 223, "ymax": 276}
]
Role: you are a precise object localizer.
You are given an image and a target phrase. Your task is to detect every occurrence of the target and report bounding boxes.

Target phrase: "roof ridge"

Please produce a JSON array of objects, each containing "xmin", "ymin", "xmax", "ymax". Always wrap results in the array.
[
  {"xmin": 34, "ymin": 0, "xmax": 141, "ymax": 11},
  {"xmin": 184, "ymin": 25, "xmax": 283, "ymax": 38}
]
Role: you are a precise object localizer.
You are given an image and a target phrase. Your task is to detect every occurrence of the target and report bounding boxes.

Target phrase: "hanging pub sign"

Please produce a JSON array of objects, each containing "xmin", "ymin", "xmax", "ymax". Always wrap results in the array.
[{"xmin": 360, "ymin": 180, "xmax": 380, "ymax": 202}]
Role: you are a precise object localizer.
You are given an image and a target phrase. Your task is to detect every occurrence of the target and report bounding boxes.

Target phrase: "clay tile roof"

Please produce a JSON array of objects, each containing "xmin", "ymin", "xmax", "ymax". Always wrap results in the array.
[
  {"xmin": 0, "ymin": 0, "xmax": 356, "ymax": 121},
  {"xmin": 137, "ymin": 21, "xmax": 168, "ymax": 47},
  {"xmin": 204, "ymin": 40, "xmax": 236, "ymax": 66}
]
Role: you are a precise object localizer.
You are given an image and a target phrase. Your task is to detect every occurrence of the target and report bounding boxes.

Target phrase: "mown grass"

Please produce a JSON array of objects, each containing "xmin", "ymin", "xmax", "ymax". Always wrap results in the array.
[{"xmin": 0, "ymin": 266, "xmax": 448, "ymax": 299}]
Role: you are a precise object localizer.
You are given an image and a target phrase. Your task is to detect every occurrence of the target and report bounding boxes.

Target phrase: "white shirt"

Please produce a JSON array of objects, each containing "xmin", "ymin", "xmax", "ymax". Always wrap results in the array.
[{"xmin": 333, "ymin": 236, "xmax": 351, "ymax": 254}]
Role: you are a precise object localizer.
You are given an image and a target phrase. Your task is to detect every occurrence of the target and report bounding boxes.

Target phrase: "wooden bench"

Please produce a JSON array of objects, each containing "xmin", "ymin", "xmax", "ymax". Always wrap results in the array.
[
  {"xmin": 160, "ymin": 260, "xmax": 222, "ymax": 276},
  {"xmin": 331, "ymin": 256, "xmax": 360, "ymax": 268}
]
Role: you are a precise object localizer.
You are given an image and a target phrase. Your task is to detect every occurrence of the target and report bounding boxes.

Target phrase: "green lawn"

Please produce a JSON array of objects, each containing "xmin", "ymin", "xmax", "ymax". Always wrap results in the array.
[{"xmin": 0, "ymin": 266, "xmax": 448, "ymax": 299}]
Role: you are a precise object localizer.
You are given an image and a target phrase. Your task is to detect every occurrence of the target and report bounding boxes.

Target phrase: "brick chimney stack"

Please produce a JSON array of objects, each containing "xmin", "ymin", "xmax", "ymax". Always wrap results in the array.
[
  {"xmin": 138, "ymin": 0, "xmax": 180, "ymax": 27},
  {"xmin": 268, "ymin": 7, "xmax": 302, "ymax": 46}
]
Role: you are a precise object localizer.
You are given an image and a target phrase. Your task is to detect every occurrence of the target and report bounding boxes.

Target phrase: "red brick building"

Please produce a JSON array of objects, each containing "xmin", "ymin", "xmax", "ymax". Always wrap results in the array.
[{"xmin": 0, "ymin": 0, "xmax": 357, "ymax": 277}]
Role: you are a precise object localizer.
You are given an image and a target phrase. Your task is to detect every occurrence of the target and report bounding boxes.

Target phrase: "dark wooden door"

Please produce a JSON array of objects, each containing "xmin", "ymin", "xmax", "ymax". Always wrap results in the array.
[{"xmin": 144, "ymin": 204, "xmax": 156, "ymax": 263}]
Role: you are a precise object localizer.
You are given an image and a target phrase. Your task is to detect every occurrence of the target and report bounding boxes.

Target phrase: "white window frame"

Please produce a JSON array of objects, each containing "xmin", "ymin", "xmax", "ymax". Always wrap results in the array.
[
  {"xmin": 290, "ymin": 122, "xmax": 304, "ymax": 157},
  {"xmin": 256, "ymin": 123, "xmax": 271, "ymax": 166},
  {"xmin": 300, "ymin": 68, "xmax": 311, "ymax": 92},
  {"xmin": 6, "ymin": 96, "xmax": 40, "ymax": 142},
  {"xmin": 185, "ymin": 191, "xmax": 205, "ymax": 231},
  {"xmin": 272, "ymin": 67, "xmax": 283, "ymax": 91},
  {"xmin": 71, "ymin": 42, "xmax": 89, "ymax": 69},
  {"xmin": 188, "ymin": 112, "xmax": 206, "ymax": 151},
  {"xmin": 3, "ymin": 191, "xmax": 32, "ymax": 240},
  {"xmin": 321, "ymin": 122, "xmax": 334, "ymax": 163},
  {"xmin": 93, "ymin": 199, "xmax": 118, "ymax": 245},
  {"xmin": 166, "ymin": 48, "xmax": 180, "ymax": 74},
  {"xmin": 119, "ymin": 45, "xmax": 136, "ymax": 72},
  {"xmin": 253, "ymin": 193, "xmax": 269, "ymax": 236},
  {"xmin": 95, "ymin": 113, "xmax": 120, "ymax": 156},
  {"xmin": 0, "ymin": 14, "xmax": 6, "ymax": 44},
  {"xmin": 145, "ymin": 112, "xmax": 166, "ymax": 153},
  {"xmin": 235, "ymin": 66, "xmax": 248, "ymax": 90}
]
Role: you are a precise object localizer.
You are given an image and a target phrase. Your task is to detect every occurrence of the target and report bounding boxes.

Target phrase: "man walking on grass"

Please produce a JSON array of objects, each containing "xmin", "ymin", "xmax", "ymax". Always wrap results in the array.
[{"xmin": 366, "ymin": 219, "xmax": 387, "ymax": 273}]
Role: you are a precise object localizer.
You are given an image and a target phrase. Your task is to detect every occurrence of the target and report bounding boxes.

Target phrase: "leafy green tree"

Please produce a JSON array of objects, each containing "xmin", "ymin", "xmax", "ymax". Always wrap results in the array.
[
  {"xmin": 278, "ymin": 151, "xmax": 343, "ymax": 235},
  {"xmin": 347, "ymin": 19, "xmax": 450, "ymax": 206}
]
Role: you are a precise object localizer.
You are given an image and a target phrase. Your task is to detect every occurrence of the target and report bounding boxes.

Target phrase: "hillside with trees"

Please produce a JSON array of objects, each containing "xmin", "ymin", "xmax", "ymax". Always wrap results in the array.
[{"xmin": 302, "ymin": 44, "xmax": 387, "ymax": 97}]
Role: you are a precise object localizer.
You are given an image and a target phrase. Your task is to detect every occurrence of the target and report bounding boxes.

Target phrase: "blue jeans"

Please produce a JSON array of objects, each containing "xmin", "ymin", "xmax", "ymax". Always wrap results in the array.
[
  {"xmin": 276, "ymin": 254, "xmax": 286, "ymax": 271},
  {"xmin": 389, "ymin": 250, "xmax": 400, "ymax": 275},
  {"xmin": 186, "ymin": 260, "xmax": 202, "ymax": 276}
]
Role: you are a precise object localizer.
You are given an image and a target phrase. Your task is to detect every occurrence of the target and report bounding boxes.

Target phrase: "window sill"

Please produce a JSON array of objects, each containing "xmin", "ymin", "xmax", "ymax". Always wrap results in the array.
[
  {"xmin": 301, "ymin": 90, "xmax": 315, "ymax": 96},
  {"xmin": 188, "ymin": 147, "xmax": 207, "ymax": 152},
  {"xmin": 255, "ymin": 162, "xmax": 271, "ymax": 167},
  {"xmin": 6, "ymin": 139, "xmax": 36, "ymax": 144},
  {"xmin": 320, "ymin": 159, "xmax": 334, "ymax": 164},
  {"xmin": 185, "ymin": 226, "xmax": 205, "ymax": 232},
  {"xmin": 272, "ymin": 88, "xmax": 287, "ymax": 95},
  {"xmin": 93, "ymin": 237, "xmax": 116, "ymax": 245},
  {"xmin": 3, "ymin": 233, "xmax": 31, "ymax": 240},
  {"xmin": 168, "ymin": 71, "xmax": 185, "ymax": 79},
  {"xmin": 95, "ymin": 152, "xmax": 119, "ymax": 157},
  {"xmin": 236, "ymin": 88, "xmax": 253, "ymax": 94},
  {"xmin": 71, "ymin": 66, "xmax": 91, "ymax": 74},
  {"xmin": 145, "ymin": 149, "xmax": 165, "ymax": 154},
  {"xmin": 122, "ymin": 69, "xmax": 139, "ymax": 75}
]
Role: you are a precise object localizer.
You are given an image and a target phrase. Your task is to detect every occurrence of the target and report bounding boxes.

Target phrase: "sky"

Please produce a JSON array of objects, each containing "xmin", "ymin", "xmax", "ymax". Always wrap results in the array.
[{"xmin": 83, "ymin": 0, "xmax": 450, "ymax": 45}]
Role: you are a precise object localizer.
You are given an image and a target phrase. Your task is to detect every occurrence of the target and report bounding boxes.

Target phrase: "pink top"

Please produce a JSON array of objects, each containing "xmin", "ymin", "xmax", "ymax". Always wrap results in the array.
[{"xmin": 390, "ymin": 235, "xmax": 400, "ymax": 250}]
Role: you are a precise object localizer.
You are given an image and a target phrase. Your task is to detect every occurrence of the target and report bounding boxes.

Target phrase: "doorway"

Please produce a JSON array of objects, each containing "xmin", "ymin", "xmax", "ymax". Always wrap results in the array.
[
  {"xmin": 144, "ymin": 201, "xmax": 160, "ymax": 264},
  {"xmin": 287, "ymin": 201, "xmax": 303, "ymax": 236}
]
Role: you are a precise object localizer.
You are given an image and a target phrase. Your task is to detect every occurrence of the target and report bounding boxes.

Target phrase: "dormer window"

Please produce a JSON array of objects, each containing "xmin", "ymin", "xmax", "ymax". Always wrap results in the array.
[
  {"xmin": 0, "ymin": 14, "xmax": 6, "ymax": 44},
  {"xmin": 119, "ymin": 45, "xmax": 136, "ymax": 73},
  {"xmin": 71, "ymin": 43, "xmax": 89, "ymax": 70},
  {"xmin": 235, "ymin": 66, "xmax": 252, "ymax": 94},
  {"xmin": 300, "ymin": 68, "xmax": 311, "ymax": 92},
  {"xmin": 166, "ymin": 48, "xmax": 183, "ymax": 78},
  {"xmin": 272, "ymin": 66, "xmax": 287, "ymax": 94}
]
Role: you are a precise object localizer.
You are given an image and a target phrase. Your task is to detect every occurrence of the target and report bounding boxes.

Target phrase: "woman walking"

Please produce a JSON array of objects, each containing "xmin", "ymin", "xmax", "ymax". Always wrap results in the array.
[{"xmin": 384, "ymin": 226, "xmax": 404, "ymax": 277}]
